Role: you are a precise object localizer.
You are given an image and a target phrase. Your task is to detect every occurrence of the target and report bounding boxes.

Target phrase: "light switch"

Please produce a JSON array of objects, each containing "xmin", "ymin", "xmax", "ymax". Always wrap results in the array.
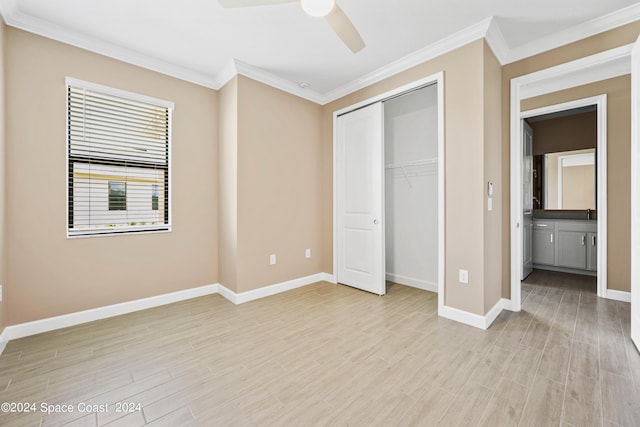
[
  {"xmin": 270, "ymin": 254, "xmax": 276, "ymax": 265},
  {"xmin": 305, "ymin": 249, "xmax": 311, "ymax": 258}
]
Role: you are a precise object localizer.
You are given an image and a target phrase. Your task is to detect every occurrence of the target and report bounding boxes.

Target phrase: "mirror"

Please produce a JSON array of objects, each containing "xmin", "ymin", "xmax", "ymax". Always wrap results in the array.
[{"xmin": 533, "ymin": 148, "xmax": 596, "ymax": 210}]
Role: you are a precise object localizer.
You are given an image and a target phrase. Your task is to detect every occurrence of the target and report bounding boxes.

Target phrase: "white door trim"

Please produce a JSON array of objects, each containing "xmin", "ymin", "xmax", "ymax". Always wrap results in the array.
[
  {"xmin": 333, "ymin": 72, "xmax": 445, "ymax": 314},
  {"xmin": 630, "ymin": 35, "xmax": 640, "ymax": 351},
  {"xmin": 519, "ymin": 96, "xmax": 608, "ymax": 302},
  {"xmin": 509, "ymin": 46, "xmax": 627, "ymax": 312}
]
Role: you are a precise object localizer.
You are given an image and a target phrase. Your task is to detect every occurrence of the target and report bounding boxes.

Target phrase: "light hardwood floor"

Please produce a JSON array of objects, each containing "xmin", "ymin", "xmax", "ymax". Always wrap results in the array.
[{"xmin": 0, "ymin": 270, "xmax": 639, "ymax": 426}]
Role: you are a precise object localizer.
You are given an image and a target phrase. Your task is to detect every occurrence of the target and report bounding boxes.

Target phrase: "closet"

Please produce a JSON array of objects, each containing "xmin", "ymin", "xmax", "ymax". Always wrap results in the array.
[
  {"xmin": 384, "ymin": 84, "xmax": 439, "ymax": 292},
  {"xmin": 336, "ymin": 82, "xmax": 440, "ymax": 295}
]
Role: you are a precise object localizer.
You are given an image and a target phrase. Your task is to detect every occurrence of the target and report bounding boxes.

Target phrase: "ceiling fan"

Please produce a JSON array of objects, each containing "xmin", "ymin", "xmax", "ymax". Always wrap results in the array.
[{"xmin": 218, "ymin": 0, "xmax": 365, "ymax": 53}]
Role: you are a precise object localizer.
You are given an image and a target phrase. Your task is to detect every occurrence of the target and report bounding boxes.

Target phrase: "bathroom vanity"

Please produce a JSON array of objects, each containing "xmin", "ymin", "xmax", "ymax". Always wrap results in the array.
[{"xmin": 532, "ymin": 212, "xmax": 597, "ymax": 276}]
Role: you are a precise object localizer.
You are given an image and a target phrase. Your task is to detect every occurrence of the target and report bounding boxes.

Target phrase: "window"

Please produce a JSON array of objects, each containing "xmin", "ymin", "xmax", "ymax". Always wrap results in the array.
[
  {"xmin": 67, "ymin": 78, "xmax": 173, "ymax": 237},
  {"xmin": 108, "ymin": 181, "xmax": 126, "ymax": 211},
  {"xmin": 151, "ymin": 184, "xmax": 158, "ymax": 211}
]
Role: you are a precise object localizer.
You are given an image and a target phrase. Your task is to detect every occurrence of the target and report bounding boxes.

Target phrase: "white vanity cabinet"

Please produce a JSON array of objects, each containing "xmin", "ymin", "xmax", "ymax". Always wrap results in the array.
[{"xmin": 532, "ymin": 219, "xmax": 597, "ymax": 275}]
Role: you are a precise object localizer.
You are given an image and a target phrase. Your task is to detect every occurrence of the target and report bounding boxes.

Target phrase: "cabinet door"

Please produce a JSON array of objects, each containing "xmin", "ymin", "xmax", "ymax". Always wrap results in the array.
[
  {"xmin": 523, "ymin": 218, "xmax": 533, "ymax": 278},
  {"xmin": 587, "ymin": 232, "xmax": 597, "ymax": 271},
  {"xmin": 557, "ymin": 231, "xmax": 587, "ymax": 269},
  {"xmin": 533, "ymin": 229, "xmax": 555, "ymax": 266}
]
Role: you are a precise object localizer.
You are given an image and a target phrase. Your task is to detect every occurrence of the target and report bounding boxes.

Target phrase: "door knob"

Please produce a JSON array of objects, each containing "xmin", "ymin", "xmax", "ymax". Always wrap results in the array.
[{"xmin": 373, "ymin": 219, "xmax": 378, "ymax": 225}]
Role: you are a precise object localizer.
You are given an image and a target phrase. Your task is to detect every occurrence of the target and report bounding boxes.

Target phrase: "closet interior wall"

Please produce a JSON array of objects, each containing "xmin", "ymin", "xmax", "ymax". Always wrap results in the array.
[{"xmin": 384, "ymin": 84, "xmax": 439, "ymax": 291}]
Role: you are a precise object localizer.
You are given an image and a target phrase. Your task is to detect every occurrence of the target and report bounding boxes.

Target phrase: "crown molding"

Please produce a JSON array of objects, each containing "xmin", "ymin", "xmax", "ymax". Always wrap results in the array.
[
  {"xmin": 484, "ymin": 17, "xmax": 511, "ymax": 65},
  {"xmin": 505, "ymin": 2, "xmax": 640, "ymax": 64},
  {"xmin": 1, "ymin": 0, "xmax": 638, "ymax": 104},
  {"xmin": 233, "ymin": 59, "xmax": 325, "ymax": 104},
  {"xmin": 212, "ymin": 59, "xmax": 240, "ymax": 89},
  {"xmin": 319, "ymin": 17, "xmax": 494, "ymax": 104},
  {"xmin": 0, "ymin": 0, "xmax": 220, "ymax": 89}
]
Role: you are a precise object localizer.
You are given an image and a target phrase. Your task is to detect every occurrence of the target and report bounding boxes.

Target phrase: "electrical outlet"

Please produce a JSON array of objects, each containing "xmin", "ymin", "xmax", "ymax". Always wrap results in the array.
[
  {"xmin": 458, "ymin": 269, "xmax": 469, "ymax": 284},
  {"xmin": 270, "ymin": 254, "xmax": 276, "ymax": 265},
  {"xmin": 305, "ymin": 249, "xmax": 311, "ymax": 258}
]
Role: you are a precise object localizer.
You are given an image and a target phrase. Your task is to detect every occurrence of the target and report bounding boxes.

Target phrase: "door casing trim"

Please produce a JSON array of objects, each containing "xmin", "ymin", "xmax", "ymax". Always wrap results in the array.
[
  {"xmin": 332, "ymin": 71, "xmax": 445, "ymax": 314},
  {"xmin": 509, "ymin": 45, "xmax": 629, "ymax": 310},
  {"xmin": 518, "ymin": 96, "xmax": 608, "ymax": 303}
]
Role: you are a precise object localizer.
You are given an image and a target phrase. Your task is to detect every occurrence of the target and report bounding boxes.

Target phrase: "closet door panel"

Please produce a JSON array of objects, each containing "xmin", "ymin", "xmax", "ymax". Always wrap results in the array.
[{"xmin": 336, "ymin": 102, "xmax": 385, "ymax": 295}]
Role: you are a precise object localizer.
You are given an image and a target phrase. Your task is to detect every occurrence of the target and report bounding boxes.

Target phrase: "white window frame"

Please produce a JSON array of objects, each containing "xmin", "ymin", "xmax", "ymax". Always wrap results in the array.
[{"xmin": 65, "ymin": 77, "xmax": 174, "ymax": 238}]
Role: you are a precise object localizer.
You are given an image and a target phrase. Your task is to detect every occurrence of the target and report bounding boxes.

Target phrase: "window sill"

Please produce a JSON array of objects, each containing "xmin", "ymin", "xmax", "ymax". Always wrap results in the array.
[{"xmin": 67, "ymin": 227, "xmax": 172, "ymax": 239}]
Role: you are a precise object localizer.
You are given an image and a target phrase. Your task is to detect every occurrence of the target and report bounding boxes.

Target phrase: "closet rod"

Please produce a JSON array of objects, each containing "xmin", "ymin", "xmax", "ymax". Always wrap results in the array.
[{"xmin": 385, "ymin": 157, "xmax": 438, "ymax": 169}]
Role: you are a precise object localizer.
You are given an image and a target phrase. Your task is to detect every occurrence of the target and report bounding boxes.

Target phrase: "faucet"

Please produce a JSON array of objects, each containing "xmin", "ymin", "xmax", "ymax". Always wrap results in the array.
[{"xmin": 587, "ymin": 208, "xmax": 591, "ymax": 220}]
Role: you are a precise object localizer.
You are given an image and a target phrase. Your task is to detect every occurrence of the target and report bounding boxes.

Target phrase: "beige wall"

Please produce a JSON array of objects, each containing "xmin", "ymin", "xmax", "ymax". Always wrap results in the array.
[
  {"xmin": 236, "ymin": 76, "xmax": 323, "ymax": 292},
  {"xmin": 521, "ymin": 76, "xmax": 631, "ymax": 292},
  {"xmin": 529, "ymin": 111, "xmax": 597, "ymax": 156},
  {"xmin": 483, "ymin": 42, "xmax": 503, "ymax": 313},
  {"xmin": 5, "ymin": 28, "xmax": 219, "ymax": 325},
  {"xmin": 217, "ymin": 76, "xmax": 323, "ymax": 294},
  {"xmin": 0, "ymin": 18, "xmax": 5, "ymax": 332},
  {"xmin": 2, "ymin": 14, "xmax": 636, "ymax": 328},
  {"xmin": 218, "ymin": 77, "xmax": 239, "ymax": 292},
  {"xmin": 501, "ymin": 22, "xmax": 640, "ymax": 298},
  {"xmin": 322, "ymin": 40, "xmax": 501, "ymax": 316}
]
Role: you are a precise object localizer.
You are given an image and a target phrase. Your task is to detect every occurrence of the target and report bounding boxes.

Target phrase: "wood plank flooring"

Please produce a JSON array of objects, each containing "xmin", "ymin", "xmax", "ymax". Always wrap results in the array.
[{"xmin": 0, "ymin": 269, "xmax": 639, "ymax": 426}]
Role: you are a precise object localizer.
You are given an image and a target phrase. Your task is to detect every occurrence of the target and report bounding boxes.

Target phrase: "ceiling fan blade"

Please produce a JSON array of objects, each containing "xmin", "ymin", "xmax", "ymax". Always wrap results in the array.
[
  {"xmin": 218, "ymin": 0, "xmax": 296, "ymax": 8},
  {"xmin": 325, "ymin": 4, "xmax": 365, "ymax": 53}
]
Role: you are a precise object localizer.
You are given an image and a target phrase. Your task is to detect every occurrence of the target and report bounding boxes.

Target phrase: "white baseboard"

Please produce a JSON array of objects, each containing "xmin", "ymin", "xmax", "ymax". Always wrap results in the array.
[
  {"xmin": 503, "ymin": 287, "xmax": 631, "ymax": 310},
  {"xmin": 501, "ymin": 297, "xmax": 519, "ymax": 312},
  {"xmin": 1, "ymin": 284, "xmax": 219, "ymax": 345},
  {"xmin": 386, "ymin": 273, "xmax": 438, "ymax": 293},
  {"xmin": 485, "ymin": 298, "xmax": 509, "ymax": 327},
  {"xmin": 219, "ymin": 272, "xmax": 330, "ymax": 305},
  {"xmin": 0, "ymin": 272, "xmax": 337, "ymax": 355},
  {"xmin": 605, "ymin": 289, "xmax": 631, "ymax": 303},
  {"xmin": 216, "ymin": 283, "xmax": 238, "ymax": 304},
  {"xmin": 438, "ymin": 298, "xmax": 508, "ymax": 330},
  {"xmin": 0, "ymin": 327, "xmax": 7, "ymax": 355},
  {"xmin": 321, "ymin": 273, "xmax": 337, "ymax": 284}
]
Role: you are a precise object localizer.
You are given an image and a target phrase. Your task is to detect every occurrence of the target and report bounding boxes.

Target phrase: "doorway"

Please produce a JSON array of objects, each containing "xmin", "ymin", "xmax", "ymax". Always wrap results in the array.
[
  {"xmin": 332, "ymin": 73, "xmax": 445, "ymax": 311},
  {"xmin": 512, "ymin": 95, "xmax": 608, "ymax": 309},
  {"xmin": 522, "ymin": 104, "xmax": 600, "ymax": 292}
]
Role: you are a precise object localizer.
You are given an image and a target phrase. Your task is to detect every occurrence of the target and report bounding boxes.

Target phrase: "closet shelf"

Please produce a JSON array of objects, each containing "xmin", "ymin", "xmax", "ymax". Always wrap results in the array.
[{"xmin": 385, "ymin": 158, "xmax": 438, "ymax": 169}]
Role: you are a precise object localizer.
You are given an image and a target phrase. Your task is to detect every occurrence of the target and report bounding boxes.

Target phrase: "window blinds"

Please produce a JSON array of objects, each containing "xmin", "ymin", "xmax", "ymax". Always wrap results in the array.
[{"xmin": 67, "ymin": 78, "xmax": 172, "ymax": 237}]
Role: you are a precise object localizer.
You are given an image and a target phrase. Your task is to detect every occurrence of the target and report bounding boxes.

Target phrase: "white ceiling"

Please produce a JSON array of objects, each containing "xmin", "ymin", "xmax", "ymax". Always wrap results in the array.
[{"xmin": 1, "ymin": 0, "xmax": 639, "ymax": 103}]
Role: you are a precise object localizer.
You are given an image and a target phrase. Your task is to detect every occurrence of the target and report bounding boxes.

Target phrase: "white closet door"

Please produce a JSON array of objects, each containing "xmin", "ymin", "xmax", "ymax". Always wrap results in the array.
[
  {"xmin": 336, "ymin": 102, "xmax": 385, "ymax": 295},
  {"xmin": 631, "ymin": 35, "xmax": 640, "ymax": 352}
]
